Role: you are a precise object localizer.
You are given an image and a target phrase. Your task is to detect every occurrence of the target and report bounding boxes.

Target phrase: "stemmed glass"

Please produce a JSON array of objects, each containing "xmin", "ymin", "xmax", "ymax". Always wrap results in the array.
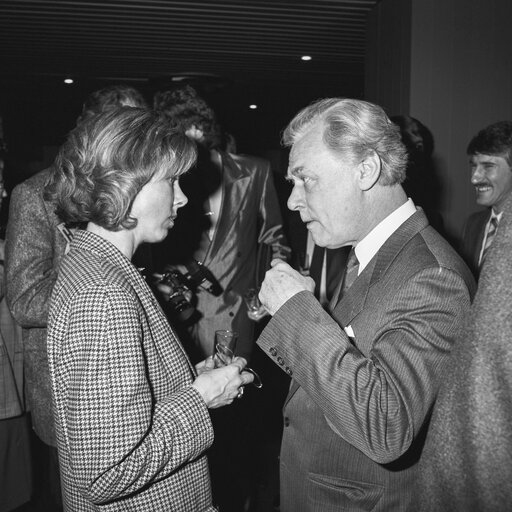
[
  {"xmin": 213, "ymin": 330, "xmax": 263, "ymax": 388},
  {"xmin": 243, "ymin": 288, "xmax": 268, "ymax": 321}
]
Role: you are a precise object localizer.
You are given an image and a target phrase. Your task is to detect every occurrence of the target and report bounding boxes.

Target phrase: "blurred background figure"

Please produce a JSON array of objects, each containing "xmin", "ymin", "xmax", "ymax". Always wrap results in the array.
[
  {"xmin": 415, "ymin": 184, "xmax": 512, "ymax": 512},
  {"xmin": 0, "ymin": 112, "xmax": 32, "ymax": 512},
  {"xmin": 4, "ymin": 85, "xmax": 147, "ymax": 511},
  {"xmin": 391, "ymin": 115, "xmax": 445, "ymax": 235},
  {"xmin": 153, "ymin": 84, "xmax": 290, "ymax": 363},
  {"xmin": 44, "ymin": 107, "xmax": 252, "ymax": 511},
  {"xmin": 460, "ymin": 121, "xmax": 512, "ymax": 280},
  {"xmin": 153, "ymin": 84, "xmax": 290, "ymax": 512},
  {"xmin": 76, "ymin": 84, "xmax": 147, "ymax": 125}
]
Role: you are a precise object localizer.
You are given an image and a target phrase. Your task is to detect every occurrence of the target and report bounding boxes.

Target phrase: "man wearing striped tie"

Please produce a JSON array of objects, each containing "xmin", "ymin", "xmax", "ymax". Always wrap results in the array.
[
  {"xmin": 461, "ymin": 121, "xmax": 512, "ymax": 279},
  {"xmin": 255, "ymin": 98, "xmax": 475, "ymax": 512}
]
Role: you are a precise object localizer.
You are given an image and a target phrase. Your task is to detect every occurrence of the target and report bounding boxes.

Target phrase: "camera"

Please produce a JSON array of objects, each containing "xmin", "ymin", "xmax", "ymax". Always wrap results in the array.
[
  {"xmin": 158, "ymin": 270, "xmax": 195, "ymax": 322},
  {"xmin": 157, "ymin": 260, "xmax": 223, "ymax": 323}
]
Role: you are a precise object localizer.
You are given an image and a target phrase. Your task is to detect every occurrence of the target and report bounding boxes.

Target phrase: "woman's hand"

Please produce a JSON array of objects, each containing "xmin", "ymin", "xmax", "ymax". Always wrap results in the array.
[{"xmin": 192, "ymin": 356, "xmax": 254, "ymax": 408}]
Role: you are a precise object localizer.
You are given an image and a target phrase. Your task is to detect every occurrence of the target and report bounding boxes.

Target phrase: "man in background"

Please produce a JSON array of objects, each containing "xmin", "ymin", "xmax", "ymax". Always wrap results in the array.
[
  {"xmin": 153, "ymin": 85, "xmax": 290, "ymax": 512},
  {"xmin": 460, "ymin": 120, "xmax": 512, "ymax": 278},
  {"xmin": 257, "ymin": 98, "xmax": 475, "ymax": 511}
]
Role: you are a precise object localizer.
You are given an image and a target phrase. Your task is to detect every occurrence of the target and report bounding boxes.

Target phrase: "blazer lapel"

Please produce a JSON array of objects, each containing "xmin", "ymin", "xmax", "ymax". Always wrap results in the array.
[
  {"xmin": 205, "ymin": 152, "xmax": 250, "ymax": 263},
  {"xmin": 334, "ymin": 209, "xmax": 429, "ymax": 327}
]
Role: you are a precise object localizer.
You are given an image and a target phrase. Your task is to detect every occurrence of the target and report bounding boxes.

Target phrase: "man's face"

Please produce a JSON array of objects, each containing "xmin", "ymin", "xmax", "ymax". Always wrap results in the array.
[
  {"xmin": 469, "ymin": 153, "xmax": 512, "ymax": 211},
  {"xmin": 286, "ymin": 123, "xmax": 361, "ymax": 248}
]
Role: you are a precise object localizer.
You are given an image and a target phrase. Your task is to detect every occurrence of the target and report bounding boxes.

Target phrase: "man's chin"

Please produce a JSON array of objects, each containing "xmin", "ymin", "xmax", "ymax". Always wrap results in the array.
[{"xmin": 475, "ymin": 195, "xmax": 493, "ymax": 208}]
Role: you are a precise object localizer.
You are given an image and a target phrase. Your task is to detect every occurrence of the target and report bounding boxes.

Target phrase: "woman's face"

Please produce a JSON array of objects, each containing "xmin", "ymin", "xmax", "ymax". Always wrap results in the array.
[{"xmin": 130, "ymin": 174, "xmax": 188, "ymax": 245}]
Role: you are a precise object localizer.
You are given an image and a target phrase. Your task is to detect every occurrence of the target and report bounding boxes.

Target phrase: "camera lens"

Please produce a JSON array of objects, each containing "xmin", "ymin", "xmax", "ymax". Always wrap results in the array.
[{"xmin": 168, "ymin": 292, "xmax": 194, "ymax": 322}]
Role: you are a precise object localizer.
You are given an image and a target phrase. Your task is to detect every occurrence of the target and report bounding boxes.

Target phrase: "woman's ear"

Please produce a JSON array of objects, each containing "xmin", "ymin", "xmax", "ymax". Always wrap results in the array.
[{"xmin": 357, "ymin": 151, "xmax": 381, "ymax": 191}]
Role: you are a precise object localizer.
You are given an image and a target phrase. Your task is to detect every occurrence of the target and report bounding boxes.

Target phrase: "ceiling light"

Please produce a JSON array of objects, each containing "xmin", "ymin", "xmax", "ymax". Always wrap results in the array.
[
  {"xmin": 301, "ymin": 55, "xmax": 312, "ymax": 61},
  {"xmin": 64, "ymin": 78, "xmax": 74, "ymax": 84},
  {"xmin": 249, "ymin": 104, "xmax": 258, "ymax": 110}
]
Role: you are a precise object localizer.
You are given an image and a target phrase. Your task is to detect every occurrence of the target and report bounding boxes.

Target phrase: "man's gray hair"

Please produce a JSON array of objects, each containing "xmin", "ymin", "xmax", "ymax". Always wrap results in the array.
[{"xmin": 282, "ymin": 98, "xmax": 408, "ymax": 186}]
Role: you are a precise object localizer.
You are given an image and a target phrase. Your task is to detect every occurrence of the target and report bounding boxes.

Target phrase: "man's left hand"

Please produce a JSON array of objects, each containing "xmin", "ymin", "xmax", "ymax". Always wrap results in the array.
[{"xmin": 259, "ymin": 259, "xmax": 315, "ymax": 316}]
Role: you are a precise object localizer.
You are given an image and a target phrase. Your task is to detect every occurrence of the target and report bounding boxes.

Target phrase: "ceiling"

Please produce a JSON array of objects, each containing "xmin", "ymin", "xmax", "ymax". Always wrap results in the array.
[{"xmin": 0, "ymin": 0, "xmax": 380, "ymax": 162}]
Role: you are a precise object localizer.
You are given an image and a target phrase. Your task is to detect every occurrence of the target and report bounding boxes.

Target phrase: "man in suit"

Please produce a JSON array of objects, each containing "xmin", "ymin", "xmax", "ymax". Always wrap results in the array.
[
  {"xmin": 415, "ymin": 185, "xmax": 512, "ymax": 511},
  {"xmin": 256, "ymin": 98, "xmax": 475, "ymax": 511},
  {"xmin": 460, "ymin": 121, "xmax": 512, "ymax": 278}
]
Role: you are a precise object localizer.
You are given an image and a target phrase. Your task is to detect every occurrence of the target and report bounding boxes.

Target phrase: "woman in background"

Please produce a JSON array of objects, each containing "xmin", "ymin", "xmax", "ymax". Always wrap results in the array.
[{"xmin": 45, "ymin": 107, "xmax": 253, "ymax": 511}]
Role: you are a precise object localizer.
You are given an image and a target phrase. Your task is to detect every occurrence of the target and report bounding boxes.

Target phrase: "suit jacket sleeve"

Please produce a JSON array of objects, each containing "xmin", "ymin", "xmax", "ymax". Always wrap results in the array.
[
  {"xmin": 257, "ymin": 266, "xmax": 471, "ymax": 464},
  {"xmin": 256, "ymin": 160, "xmax": 291, "ymax": 262},
  {"xmin": 55, "ymin": 283, "xmax": 213, "ymax": 504},
  {"xmin": 5, "ymin": 182, "xmax": 57, "ymax": 327}
]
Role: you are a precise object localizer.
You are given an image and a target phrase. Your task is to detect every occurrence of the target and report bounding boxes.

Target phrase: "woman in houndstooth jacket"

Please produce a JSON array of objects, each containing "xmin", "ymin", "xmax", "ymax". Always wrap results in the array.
[{"xmin": 44, "ymin": 107, "xmax": 253, "ymax": 511}]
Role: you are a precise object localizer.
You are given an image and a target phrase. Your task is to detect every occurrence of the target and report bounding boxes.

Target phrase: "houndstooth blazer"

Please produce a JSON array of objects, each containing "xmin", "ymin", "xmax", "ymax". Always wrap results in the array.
[{"xmin": 47, "ymin": 230, "xmax": 216, "ymax": 511}]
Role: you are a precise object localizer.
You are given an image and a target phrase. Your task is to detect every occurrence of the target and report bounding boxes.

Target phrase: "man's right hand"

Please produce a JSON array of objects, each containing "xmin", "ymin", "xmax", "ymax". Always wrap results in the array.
[{"xmin": 259, "ymin": 258, "xmax": 315, "ymax": 316}]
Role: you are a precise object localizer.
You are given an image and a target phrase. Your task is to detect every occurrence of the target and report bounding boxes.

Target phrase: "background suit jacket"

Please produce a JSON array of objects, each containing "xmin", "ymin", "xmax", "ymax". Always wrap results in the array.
[
  {"xmin": 257, "ymin": 209, "xmax": 475, "ymax": 512},
  {"xmin": 48, "ymin": 230, "xmax": 216, "ymax": 512},
  {"xmin": 415, "ymin": 194, "xmax": 512, "ymax": 511},
  {"xmin": 460, "ymin": 208, "xmax": 491, "ymax": 278},
  {"xmin": 5, "ymin": 168, "xmax": 68, "ymax": 445},
  {"xmin": 157, "ymin": 151, "xmax": 290, "ymax": 361}
]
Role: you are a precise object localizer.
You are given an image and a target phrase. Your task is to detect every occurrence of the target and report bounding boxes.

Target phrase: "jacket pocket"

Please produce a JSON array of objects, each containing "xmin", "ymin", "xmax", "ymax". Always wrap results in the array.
[{"xmin": 307, "ymin": 472, "xmax": 384, "ymax": 511}]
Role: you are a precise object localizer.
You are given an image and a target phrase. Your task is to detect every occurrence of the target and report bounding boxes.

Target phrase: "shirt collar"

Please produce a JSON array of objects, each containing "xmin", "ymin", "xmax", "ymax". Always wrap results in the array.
[
  {"xmin": 354, "ymin": 198, "xmax": 417, "ymax": 274},
  {"xmin": 491, "ymin": 208, "xmax": 503, "ymax": 222}
]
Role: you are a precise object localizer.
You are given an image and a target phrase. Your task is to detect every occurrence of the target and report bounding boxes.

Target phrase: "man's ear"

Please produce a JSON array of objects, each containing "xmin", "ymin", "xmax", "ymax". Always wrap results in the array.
[{"xmin": 357, "ymin": 151, "xmax": 381, "ymax": 191}]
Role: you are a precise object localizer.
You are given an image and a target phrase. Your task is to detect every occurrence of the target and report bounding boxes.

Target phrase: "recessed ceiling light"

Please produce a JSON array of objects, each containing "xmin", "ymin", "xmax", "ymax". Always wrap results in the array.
[
  {"xmin": 301, "ymin": 55, "xmax": 312, "ymax": 61},
  {"xmin": 64, "ymin": 78, "xmax": 74, "ymax": 84},
  {"xmin": 249, "ymin": 104, "xmax": 258, "ymax": 110}
]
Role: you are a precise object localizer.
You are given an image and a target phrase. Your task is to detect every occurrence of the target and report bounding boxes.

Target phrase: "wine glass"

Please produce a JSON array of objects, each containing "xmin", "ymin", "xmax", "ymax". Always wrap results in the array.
[{"xmin": 213, "ymin": 330, "xmax": 263, "ymax": 388}]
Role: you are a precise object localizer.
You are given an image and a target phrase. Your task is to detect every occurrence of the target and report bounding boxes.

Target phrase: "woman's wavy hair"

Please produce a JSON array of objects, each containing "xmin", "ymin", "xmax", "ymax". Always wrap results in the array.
[
  {"xmin": 45, "ymin": 107, "xmax": 197, "ymax": 230},
  {"xmin": 282, "ymin": 98, "xmax": 408, "ymax": 186}
]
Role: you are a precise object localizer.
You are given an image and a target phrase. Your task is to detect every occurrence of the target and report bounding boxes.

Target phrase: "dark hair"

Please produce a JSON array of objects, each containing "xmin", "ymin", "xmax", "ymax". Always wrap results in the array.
[
  {"xmin": 77, "ymin": 85, "xmax": 148, "ymax": 125},
  {"xmin": 467, "ymin": 121, "xmax": 512, "ymax": 165},
  {"xmin": 283, "ymin": 98, "xmax": 408, "ymax": 186},
  {"xmin": 46, "ymin": 107, "xmax": 196, "ymax": 230},
  {"xmin": 390, "ymin": 115, "xmax": 434, "ymax": 159},
  {"xmin": 153, "ymin": 85, "xmax": 223, "ymax": 149}
]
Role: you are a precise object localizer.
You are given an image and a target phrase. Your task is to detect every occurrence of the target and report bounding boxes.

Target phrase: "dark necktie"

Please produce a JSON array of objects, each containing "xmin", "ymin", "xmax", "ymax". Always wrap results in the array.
[
  {"xmin": 309, "ymin": 245, "xmax": 325, "ymax": 299},
  {"xmin": 340, "ymin": 247, "xmax": 359, "ymax": 295},
  {"xmin": 329, "ymin": 247, "xmax": 359, "ymax": 310},
  {"xmin": 479, "ymin": 216, "xmax": 499, "ymax": 269}
]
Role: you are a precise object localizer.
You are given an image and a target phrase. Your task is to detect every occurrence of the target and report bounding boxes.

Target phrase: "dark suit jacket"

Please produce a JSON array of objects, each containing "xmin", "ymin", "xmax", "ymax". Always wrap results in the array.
[
  {"xmin": 5, "ymin": 169, "xmax": 68, "ymax": 445},
  {"xmin": 460, "ymin": 208, "xmax": 491, "ymax": 278},
  {"xmin": 257, "ymin": 210, "xmax": 475, "ymax": 511},
  {"xmin": 415, "ymin": 194, "xmax": 512, "ymax": 511}
]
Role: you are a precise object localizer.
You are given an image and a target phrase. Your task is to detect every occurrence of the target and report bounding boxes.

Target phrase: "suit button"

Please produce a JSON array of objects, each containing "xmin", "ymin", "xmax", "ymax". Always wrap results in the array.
[
  {"xmin": 284, "ymin": 417, "xmax": 290, "ymax": 427},
  {"xmin": 229, "ymin": 312, "xmax": 234, "ymax": 317},
  {"xmin": 270, "ymin": 347, "xmax": 277, "ymax": 356},
  {"xmin": 285, "ymin": 367, "xmax": 292, "ymax": 375},
  {"xmin": 277, "ymin": 356, "xmax": 284, "ymax": 365}
]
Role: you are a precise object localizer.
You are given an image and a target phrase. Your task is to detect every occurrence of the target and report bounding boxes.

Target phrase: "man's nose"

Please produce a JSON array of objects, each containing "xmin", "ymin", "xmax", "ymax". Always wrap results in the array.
[
  {"xmin": 287, "ymin": 185, "xmax": 303, "ymax": 211},
  {"xmin": 471, "ymin": 166, "xmax": 484, "ymax": 184}
]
